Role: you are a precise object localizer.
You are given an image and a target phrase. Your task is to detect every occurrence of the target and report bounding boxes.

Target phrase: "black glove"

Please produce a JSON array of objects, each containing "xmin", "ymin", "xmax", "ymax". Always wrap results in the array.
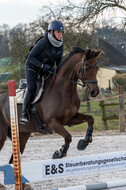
[{"xmin": 43, "ymin": 64, "xmax": 51, "ymax": 71}]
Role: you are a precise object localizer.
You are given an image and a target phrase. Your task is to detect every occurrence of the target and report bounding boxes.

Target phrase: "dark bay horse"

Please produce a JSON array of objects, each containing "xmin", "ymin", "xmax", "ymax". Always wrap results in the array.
[{"xmin": 0, "ymin": 47, "xmax": 101, "ymax": 163}]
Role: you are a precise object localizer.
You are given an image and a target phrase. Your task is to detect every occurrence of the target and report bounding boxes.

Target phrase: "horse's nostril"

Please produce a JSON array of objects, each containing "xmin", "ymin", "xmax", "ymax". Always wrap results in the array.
[{"xmin": 91, "ymin": 90, "xmax": 99, "ymax": 97}]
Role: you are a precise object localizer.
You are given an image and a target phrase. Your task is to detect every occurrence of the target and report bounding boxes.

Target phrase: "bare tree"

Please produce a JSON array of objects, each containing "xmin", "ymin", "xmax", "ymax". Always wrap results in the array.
[
  {"xmin": 8, "ymin": 21, "xmax": 52, "ymax": 81},
  {"xmin": 9, "ymin": 24, "xmax": 29, "ymax": 80},
  {"xmin": 39, "ymin": 0, "xmax": 126, "ymax": 30},
  {"xmin": 0, "ymin": 24, "xmax": 10, "ymax": 58}
]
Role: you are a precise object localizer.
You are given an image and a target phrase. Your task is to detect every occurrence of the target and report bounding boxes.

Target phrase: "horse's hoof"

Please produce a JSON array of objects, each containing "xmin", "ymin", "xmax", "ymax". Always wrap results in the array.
[
  {"xmin": 77, "ymin": 139, "xmax": 88, "ymax": 150},
  {"xmin": 52, "ymin": 150, "xmax": 66, "ymax": 159},
  {"xmin": 52, "ymin": 150, "xmax": 61, "ymax": 159},
  {"xmin": 0, "ymin": 184, "xmax": 6, "ymax": 190},
  {"xmin": 22, "ymin": 183, "xmax": 33, "ymax": 190}
]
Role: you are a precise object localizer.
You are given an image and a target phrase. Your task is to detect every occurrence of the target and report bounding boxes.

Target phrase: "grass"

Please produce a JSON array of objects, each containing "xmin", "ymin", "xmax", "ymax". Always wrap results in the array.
[{"xmin": 65, "ymin": 93, "xmax": 126, "ymax": 132}]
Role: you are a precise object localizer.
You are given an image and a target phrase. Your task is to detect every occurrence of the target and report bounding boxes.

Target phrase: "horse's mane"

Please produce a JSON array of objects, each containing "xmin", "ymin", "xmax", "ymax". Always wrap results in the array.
[
  {"xmin": 63, "ymin": 46, "xmax": 97, "ymax": 64},
  {"xmin": 63, "ymin": 47, "xmax": 86, "ymax": 64},
  {"xmin": 56, "ymin": 46, "xmax": 97, "ymax": 72}
]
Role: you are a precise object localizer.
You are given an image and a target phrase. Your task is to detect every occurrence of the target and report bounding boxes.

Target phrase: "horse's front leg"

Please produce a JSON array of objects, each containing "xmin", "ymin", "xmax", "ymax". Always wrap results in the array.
[
  {"xmin": 47, "ymin": 117, "xmax": 72, "ymax": 159},
  {"xmin": 68, "ymin": 113, "xmax": 94, "ymax": 151}
]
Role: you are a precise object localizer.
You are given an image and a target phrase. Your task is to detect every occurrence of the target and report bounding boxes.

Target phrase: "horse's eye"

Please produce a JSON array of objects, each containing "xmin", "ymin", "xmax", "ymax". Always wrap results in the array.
[{"xmin": 85, "ymin": 67, "xmax": 90, "ymax": 72}]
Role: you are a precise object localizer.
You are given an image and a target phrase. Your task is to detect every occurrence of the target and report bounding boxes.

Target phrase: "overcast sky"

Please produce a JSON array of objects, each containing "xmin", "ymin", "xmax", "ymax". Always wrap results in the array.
[
  {"xmin": 0, "ymin": 0, "xmax": 55, "ymax": 28},
  {"xmin": 0, "ymin": 0, "xmax": 125, "ymax": 29}
]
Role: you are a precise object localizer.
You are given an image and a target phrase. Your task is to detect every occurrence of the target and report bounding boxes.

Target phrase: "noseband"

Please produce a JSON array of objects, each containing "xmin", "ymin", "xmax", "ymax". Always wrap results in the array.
[{"xmin": 80, "ymin": 55, "xmax": 98, "ymax": 87}]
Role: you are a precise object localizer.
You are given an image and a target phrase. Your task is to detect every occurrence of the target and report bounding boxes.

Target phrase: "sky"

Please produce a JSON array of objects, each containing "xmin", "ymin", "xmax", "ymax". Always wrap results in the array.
[
  {"xmin": 0, "ymin": 0, "xmax": 125, "ymax": 29},
  {"xmin": 0, "ymin": 0, "xmax": 56, "ymax": 28}
]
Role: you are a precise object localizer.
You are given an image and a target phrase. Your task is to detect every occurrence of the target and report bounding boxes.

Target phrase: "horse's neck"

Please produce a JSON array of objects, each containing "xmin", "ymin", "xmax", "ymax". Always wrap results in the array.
[
  {"xmin": 53, "ymin": 55, "xmax": 79, "ymax": 95},
  {"xmin": 58, "ymin": 55, "xmax": 79, "ymax": 81}
]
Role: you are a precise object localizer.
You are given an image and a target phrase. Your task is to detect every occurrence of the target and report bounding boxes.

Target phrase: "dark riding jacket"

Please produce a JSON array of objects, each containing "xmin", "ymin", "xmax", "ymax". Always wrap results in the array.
[{"xmin": 26, "ymin": 31, "xmax": 63, "ymax": 73}]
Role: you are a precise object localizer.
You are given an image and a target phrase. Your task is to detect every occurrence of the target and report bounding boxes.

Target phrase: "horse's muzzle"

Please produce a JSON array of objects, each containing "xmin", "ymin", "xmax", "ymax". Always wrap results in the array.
[{"xmin": 90, "ymin": 89, "xmax": 99, "ymax": 97}]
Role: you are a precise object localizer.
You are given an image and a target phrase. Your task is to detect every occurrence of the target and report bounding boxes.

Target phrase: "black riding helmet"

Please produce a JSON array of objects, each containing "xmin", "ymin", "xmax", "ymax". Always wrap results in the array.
[{"xmin": 48, "ymin": 20, "xmax": 65, "ymax": 33}]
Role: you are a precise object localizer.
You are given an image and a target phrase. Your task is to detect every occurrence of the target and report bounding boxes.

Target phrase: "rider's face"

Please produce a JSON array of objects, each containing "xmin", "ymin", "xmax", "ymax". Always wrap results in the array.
[{"xmin": 52, "ymin": 30, "xmax": 63, "ymax": 40}]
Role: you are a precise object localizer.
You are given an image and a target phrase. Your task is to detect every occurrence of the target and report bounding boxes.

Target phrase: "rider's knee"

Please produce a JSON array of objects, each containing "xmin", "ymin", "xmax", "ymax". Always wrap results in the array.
[{"xmin": 28, "ymin": 87, "xmax": 36, "ymax": 95}]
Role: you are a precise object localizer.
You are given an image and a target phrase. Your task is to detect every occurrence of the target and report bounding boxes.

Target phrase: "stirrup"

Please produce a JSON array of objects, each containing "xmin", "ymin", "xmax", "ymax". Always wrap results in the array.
[
  {"xmin": 20, "ymin": 118, "xmax": 29, "ymax": 124},
  {"xmin": 19, "ymin": 112, "xmax": 30, "ymax": 124}
]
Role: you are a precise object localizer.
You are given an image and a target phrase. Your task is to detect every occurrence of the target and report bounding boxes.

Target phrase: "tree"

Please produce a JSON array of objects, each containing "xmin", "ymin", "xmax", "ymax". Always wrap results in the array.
[
  {"xmin": 7, "ymin": 21, "xmax": 49, "ymax": 81},
  {"xmin": 40, "ymin": 0, "xmax": 126, "ymax": 30},
  {"xmin": 68, "ymin": 0, "xmax": 126, "ymax": 26},
  {"xmin": 0, "ymin": 24, "xmax": 10, "ymax": 58},
  {"xmin": 9, "ymin": 24, "xmax": 29, "ymax": 80},
  {"xmin": 38, "ymin": 0, "xmax": 126, "ymax": 60},
  {"xmin": 95, "ymin": 26, "xmax": 126, "ymax": 55},
  {"xmin": 63, "ymin": 31, "xmax": 94, "ymax": 56}
]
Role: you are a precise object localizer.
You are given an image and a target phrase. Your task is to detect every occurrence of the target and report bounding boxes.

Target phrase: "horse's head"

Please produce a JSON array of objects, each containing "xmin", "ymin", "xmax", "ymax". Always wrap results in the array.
[{"xmin": 76, "ymin": 48, "xmax": 102, "ymax": 97}]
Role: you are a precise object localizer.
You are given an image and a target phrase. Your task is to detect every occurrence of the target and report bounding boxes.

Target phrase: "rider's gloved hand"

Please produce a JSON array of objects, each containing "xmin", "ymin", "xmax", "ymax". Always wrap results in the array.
[{"xmin": 42, "ymin": 64, "xmax": 51, "ymax": 71}]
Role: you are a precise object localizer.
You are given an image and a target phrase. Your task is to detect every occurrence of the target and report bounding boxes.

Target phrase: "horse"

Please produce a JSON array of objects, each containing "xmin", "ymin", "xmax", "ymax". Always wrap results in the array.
[{"xmin": 0, "ymin": 47, "xmax": 101, "ymax": 163}]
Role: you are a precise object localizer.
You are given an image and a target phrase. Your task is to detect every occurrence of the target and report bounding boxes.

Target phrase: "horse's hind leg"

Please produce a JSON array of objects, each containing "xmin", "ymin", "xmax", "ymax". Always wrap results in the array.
[
  {"xmin": 0, "ymin": 120, "xmax": 7, "ymax": 152},
  {"xmin": 48, "ymin": 117, "xmax": 72, "ymax": 159},
  {"xmin": 9, "ymin": 132, "xmax": 31, "ymax": 164},
  {"xmin": 0, "ymin": 136, "xmax": 6, "ymax": 151},
  {"xmin": 19, "ymin": 132, "xmax": 31, "ymax": 154},
  {"xmin": 0, "ymin": 121, "xmax": 8, "ymax": 189}
]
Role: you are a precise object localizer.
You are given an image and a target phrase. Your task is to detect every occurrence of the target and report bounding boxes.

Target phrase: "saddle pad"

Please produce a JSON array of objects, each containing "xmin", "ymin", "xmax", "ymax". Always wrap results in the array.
[
  {"xmin": 16, "ymin": 78, "xmax": 44, "ymax": 104},
  {"xmin": 16, "ymin": 89, "xmax": 24, "ymax": 104},
  {"xmin": 16, "ymin": 87, "xmax": 43, "ymax": 104}
]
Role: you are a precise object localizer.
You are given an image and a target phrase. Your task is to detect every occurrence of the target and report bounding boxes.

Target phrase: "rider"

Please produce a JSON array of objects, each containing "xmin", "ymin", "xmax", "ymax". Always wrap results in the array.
[{"xmin": 19, "ymin": 20, "xmax": 65, "ymax": 130}]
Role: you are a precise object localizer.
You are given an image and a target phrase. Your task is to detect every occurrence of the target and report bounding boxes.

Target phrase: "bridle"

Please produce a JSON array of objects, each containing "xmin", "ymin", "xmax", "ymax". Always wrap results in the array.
[
  {"xmin": 46, "ymin": 54, "xmax": 98, "ymax": 92},
  {"xmin": 80, "ymin": 55, "xmax": 98, "ymax": 87}
]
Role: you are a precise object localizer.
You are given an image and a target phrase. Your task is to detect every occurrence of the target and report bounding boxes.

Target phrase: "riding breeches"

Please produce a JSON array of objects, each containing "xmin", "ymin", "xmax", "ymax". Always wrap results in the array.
[{"xmin": 26, "ymin": 67, "xmax": 38, "ymax": 94}]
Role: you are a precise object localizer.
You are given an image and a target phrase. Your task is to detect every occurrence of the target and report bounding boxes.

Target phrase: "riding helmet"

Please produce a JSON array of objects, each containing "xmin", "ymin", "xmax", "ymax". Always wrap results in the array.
[{"xmin": 48, "ymin": 20, "xmax": 65, "ymax": 32}]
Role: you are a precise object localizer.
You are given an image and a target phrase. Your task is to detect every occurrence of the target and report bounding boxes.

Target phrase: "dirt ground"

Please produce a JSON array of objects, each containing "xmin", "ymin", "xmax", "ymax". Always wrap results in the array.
[{"xmin": 0, "ymin": 130, "xmax": 126, "ymax": 190}]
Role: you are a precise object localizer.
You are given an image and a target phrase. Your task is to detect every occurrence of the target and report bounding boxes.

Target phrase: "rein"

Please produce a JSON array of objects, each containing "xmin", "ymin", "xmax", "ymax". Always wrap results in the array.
[
  {"xmin": 48, "ymin": 70, "xmax": 85, "ymax": 87},
  {"xmin": 45, "ymin": 69, "xmax": 84, "ymax": 93},
  {"xmin": 46, "ymin": 55, "xmax": 98, "ymax": 92}
]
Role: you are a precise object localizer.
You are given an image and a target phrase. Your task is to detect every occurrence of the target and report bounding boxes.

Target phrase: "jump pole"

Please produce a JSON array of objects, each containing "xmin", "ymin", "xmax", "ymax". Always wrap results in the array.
[{"xmin": 8, "ymin": 80, "xmax": 22, "ymax": 190}]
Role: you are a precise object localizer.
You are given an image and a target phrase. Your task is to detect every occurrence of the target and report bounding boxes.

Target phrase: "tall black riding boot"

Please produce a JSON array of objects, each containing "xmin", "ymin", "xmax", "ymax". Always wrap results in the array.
[{"xmin": 20, "ymin": 88, "xmax": 34, "ymax": 124}]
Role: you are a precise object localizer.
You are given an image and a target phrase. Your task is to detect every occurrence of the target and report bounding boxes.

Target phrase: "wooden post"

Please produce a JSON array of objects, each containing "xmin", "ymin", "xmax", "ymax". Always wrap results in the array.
[
  {"xmin": 8, "ymin": 81, "xmax": 22, "ymax": 190},
  {"xmin": 99, "ymin": 100, "xmax": 108, "ymax": 130},
  {"xmin": 87, "ymin": 100, "xmax": 90, "ymax": 113},
  {"xmin": 0, "ymin": 84, "xmax": 2, "ymax": 94},
  {"xmin": 83, "ymin": 88, "xmax": 90, "ymax": 112},
  {"xmin": 118, "ymin": 86, "xmax": 125, "ymax": 132}
]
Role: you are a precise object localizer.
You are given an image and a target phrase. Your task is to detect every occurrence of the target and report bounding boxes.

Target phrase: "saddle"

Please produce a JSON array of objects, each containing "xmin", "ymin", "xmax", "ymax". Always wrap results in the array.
[
  {"xmin": 16, "ymin": 69, "xmax": 55, "ymax": 104},
  {"xmin": 16, "ymin": 77, "xmax": 44, "ymax": 104},
  {"xmin": 16, "ymin": 73, "xmax": 54, "ymax": 134}
]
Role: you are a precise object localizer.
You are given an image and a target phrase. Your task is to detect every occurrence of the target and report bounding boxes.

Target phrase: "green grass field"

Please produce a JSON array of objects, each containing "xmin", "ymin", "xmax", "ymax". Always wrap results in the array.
[{"xmin": 65, "ymin": 95, "xmax": 125, "ymax": 132}]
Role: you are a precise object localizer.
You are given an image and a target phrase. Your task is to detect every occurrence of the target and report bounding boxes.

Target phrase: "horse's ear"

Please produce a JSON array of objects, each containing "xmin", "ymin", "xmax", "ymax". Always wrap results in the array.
[
  {"xmin": 84, "ymin": 49, "xmax": 91, "ymax": 60},
  {"xmin": 95, "ymin": 49, "xmax": 102, "ymax": 58}
]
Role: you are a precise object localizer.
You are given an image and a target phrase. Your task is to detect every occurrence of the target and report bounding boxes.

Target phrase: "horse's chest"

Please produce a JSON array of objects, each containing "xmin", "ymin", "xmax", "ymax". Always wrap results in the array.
[
  {"xmin": 63, "ymin": 106, "xmax": 78, "ymax": 122},
  {"xmin": 60, "ymin": 95, "xmax": 80, "ymax": 123}
]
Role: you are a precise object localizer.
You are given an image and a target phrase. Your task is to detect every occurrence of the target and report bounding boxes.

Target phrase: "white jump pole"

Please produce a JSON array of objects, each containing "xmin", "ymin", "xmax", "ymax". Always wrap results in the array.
[{"xmin": 8, "ymin": 80, "xmax": 22, "ymax": 190}]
